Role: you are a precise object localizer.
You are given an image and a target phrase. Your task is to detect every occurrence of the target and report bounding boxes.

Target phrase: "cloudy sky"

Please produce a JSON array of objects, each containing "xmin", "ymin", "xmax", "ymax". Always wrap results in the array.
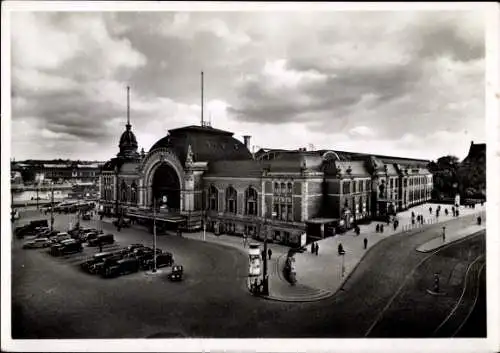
[{"xmin": 9, "ymin": 9, "xmax": 485, "ymax": 162}]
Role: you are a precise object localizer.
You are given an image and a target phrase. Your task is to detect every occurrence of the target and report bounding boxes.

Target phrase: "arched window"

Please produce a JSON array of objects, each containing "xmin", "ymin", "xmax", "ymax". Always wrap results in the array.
[
  {"xmin": 274, "ymin": 182, "xmax": 279, "ymax": 193},
  {"xmin": 209, "ymin": 185, "xmax": 219, "ymax": 211},
  {"xmin": 287, "ymin": 182, "xmax": 293, "ymax": 194},
  {"xmin": 245, "ymin": 187, "xmax": 258, "ymax": 216},
  {"xmin": 280, "ymin": 182, "xmax": 286, "ymax": 194},
  {"xmin": 120, "ymin": 180, "xmax": 128, "ymax": 202},
  {"xmin": 225, "ymin": 186, "xmax": 237, "ymax": 214},
  {"xmin": 131, "ymin": 181, "xmax": 138, "ymax": 204}
]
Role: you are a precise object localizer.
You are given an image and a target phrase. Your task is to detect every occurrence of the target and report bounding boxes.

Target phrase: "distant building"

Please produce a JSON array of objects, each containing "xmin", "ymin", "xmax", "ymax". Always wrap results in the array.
[
  {"xmin": 11, "ymin": 161, "xmax": 104, "ymax": 184},
  {"xmin": 100, "ymin": 115, "xmax": 433, "ymax": 246},
  {"xmin": 459, "ymin": 141, "xmax": 486, "ymax": 199}
]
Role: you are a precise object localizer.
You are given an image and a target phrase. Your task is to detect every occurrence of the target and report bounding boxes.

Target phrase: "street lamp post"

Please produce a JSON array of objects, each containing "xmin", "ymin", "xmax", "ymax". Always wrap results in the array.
[
  {"xmin": 36, "ymin": 184, "xmax": 39, "ymax": 210},
  {"xmin": 50, "ymin": 181, "xmax": 55, "ymax": 231},
  {"xmin": 152, "ymin": 198, "xmax": 157, "ymax": 273}
]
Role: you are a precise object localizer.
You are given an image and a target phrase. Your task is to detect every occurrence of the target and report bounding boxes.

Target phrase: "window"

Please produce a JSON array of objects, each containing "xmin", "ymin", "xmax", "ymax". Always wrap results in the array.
[
  {"xmin": 120, "ymin": 181, "xmax": 128, "ymax": 202},
  {"xmin": 130, "ymin": 182, "xmax": 138, "ymax": 204},
  {"xmin": 342, "ymin": 181, "xmax": 351, "ymax": 194},
  {"xmin": 287, "ymin": 205, "xmax": 293, "ymax": 221},
  {"xmin": 245, "ymin": 187, "xmax": 258, "ymax": 216},
  {"xmin": 390, "ymin": 179, "xmax": 393, "ymax": 189},
  {"xmin": 280, "ymin": 182, "xmax": 286, "ymax": 194},
  {"xmin": 274, "ymin": 182, "xmax": 279, "ymax": 193},
  {"xmin": 365, "ymin": 180, "xmax": 370, "ymax": 192},
  {"xmin": 353, "ymin": 180, "xmax": 357, "ymax": 193},
  {"xmin": 209, "ymin": 185, "xmax": 219, "ymax": 211},
  {"xmin": 287, "ymin": 182, "xmax": 293, "ymax": 194},
  {"xmin": 225, "ymin": 186, "xmax": 237, "ymax": 214},
  {"xmin": 281, "ymin": 204, "xmax": 286, "ymax": 220}
]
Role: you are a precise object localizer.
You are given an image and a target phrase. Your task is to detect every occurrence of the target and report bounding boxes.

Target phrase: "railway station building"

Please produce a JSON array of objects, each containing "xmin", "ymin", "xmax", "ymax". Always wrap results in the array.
[{"xmin": 100, "ymin": 118, "xmax": 433, "ymax": 246}]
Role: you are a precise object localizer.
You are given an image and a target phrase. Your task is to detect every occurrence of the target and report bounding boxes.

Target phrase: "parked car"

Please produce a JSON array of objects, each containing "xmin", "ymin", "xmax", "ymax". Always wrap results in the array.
[
  {"xmin": 80, "ymin": 250, "xmax": 122, "ymax": 273},
  {"xmin": 88, "ymin": 233, "xmax": 115, "ymax": 247},
  {"xmin": 82, "ymin": 212, "xmax": 92, "ymax": 221},
  {"xmin": 50, "ymin": 239, "xmax": 83, "ymax": 256},
  {"xmin": 141, "ymin": 252, "xmax": 174, "ymax": 270},
  {"xmin": 23, "ymin": 238, "xmax": 51, "ymax": 249},
  {"xmin": 168, "ymin": 265, "xmax": 183, "ymax": 281},
  {"xmin": 102, "ymin": 257, "xmax": 140, "ymax": 278},
  {"xmin": 125, "ymin": 246, "xmax": 162, "ymax": 261},
  {"xmin": 119, "ymin": 243, "xmax": 145, "ymax": 255},
  {"xmin": 89, "ymin": 254, "xmax": 124, "ymax": 275},
  {"xmin": 79, "ymin": 231, "xmax": 98, "ymax": 242},
  {"xmin": 48, "ymin": 233, "xmax": 71, "ymax": 245}
]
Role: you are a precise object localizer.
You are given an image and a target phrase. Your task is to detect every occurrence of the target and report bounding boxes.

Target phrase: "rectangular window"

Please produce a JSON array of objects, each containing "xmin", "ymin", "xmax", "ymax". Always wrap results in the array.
[
  {"xmin": 274, "ymin": 204, "xmax": 279, "ymax": 219},
  {"xmin": 281, "ymin": 205, "xmax": 286, "ymax": 220},
  {"xmin": 353, "ymin": 180, "xmax": 357, "ymax": 193},
  {"xmin": 342, "ymin": 181, "xmax": 351, "ymax": 194},
  {"xmin": 287, "ymin": 205, "xmax": 293, "ymax": 221},
  {"xmin": 365, "ymin": 180, "xmax": 370, "ymax": 192},
  {"xmin": 228, "ymin": 199, "xmax": 236, "ymax": 213}
]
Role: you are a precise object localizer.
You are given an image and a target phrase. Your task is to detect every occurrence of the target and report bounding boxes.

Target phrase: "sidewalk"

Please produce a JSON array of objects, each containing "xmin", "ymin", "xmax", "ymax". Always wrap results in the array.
[
  {"xmin": 293, "ymin": 203, "xmax": 486, "ymax": 296},
  {"xmin": 416, "ymin": 223, "xmax": 486, "ymax": 253}
]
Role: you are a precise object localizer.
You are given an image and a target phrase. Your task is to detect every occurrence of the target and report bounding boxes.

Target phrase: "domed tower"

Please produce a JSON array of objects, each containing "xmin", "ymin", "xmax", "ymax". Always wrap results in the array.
[{"xmin": 117, "ymin": 86, "xmax": 140, "ymax": 160}]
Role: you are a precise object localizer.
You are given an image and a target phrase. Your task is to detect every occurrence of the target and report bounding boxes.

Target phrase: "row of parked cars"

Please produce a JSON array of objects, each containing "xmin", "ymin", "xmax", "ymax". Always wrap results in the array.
[{"xmin": 80, "ymin": 243, "xmax": 177, "ymax": 279}]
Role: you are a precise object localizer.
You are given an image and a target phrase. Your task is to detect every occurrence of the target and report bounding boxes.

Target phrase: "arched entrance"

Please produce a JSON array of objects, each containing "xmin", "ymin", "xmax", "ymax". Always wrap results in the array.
[{"xmin": 152, "ymin": 163, "xmax": 181, "ymax": 211}]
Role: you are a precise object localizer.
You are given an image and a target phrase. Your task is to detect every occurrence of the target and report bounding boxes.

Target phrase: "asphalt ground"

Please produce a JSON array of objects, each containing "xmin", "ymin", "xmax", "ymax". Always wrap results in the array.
[{"xmin": 10, "ymin": 212, "xmax": 486, "ymax": 338}]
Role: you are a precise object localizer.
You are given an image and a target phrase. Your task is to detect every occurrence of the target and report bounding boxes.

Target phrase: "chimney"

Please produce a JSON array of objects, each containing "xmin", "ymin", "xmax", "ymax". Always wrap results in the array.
[{"xmin": 243, "ymin": 135, "xmax": 251, "ymax": 149}]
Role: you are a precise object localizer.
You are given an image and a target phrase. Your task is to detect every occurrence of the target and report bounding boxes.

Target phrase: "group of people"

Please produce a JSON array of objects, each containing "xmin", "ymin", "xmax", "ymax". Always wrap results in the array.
[
  {"xmin": 261, "ymin": 248, "xmax": 273, "ymax": 260},
  {"xmin": 411, "ymin": 212, "xmax": 425, "ymax": 225},
  {"xmin": 310, "ymin": 242, "xmax": 320, "ymax": 255}
]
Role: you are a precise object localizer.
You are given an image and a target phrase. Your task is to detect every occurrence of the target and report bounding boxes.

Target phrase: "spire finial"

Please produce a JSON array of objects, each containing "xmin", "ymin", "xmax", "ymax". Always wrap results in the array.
[
  {"xmin": 126, "ymin": 85, "xmax": 131, "ymax": 129},
  {"xmin": 201, "ymin": 71, "xmax": 204, "ymax": 126}
]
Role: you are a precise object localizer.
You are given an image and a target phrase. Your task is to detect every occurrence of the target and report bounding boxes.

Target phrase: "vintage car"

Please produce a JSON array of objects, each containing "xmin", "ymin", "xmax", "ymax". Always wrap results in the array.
[
  {"xmin": 82, "ymin": 212, "xmax": 92, "ymax": 221},
  {"xmin": 87, "ymin": 233, "xmax": 114, "ymax": 247},
  {"xmin": 102, "ymin": 257, "xmax": 140, "ymax": 278},
  {"xmin": 141, "ymin": 252, "xmax": 174, "ymax": 270},
  {"xmin": 168, "ymin": 265, "xmax": 184, "ymax": 281},
  {"xmin": 23, "ymin": 238, "xmax": 51, "ymax": 249},
  {"xmin": 89, "ymin": 254, "xmax": 124, "ymax": 275},
  {"xmin": 50, "ymin": 239, "xmax": 83, "ymax": 256},
  {"xmin": 118, "ymin": 243, "xmax": 145, "ymax": 255},
  {"xmin": 80, "ymin": 250, "xmax": 122, "ymax": 272},
  {"xmin": 48, "ymin": 233, "xmax": 71, "ymax": 245}
]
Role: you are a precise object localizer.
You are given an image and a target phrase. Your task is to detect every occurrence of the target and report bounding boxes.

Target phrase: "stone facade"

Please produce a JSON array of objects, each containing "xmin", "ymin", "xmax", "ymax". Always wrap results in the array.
[{"xmin": 100, "ymin": 124, "xmax": 433, "ymax": 247}]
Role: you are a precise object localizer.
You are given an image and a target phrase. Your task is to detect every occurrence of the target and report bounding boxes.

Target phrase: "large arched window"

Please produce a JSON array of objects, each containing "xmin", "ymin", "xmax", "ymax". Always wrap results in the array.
[
  {"xmin": 245, "ymin": 187, "xmax": 258, "ymax": 216},
  {"xmin": 131, "ymin": 181, "xmax": 138, "ymax": 204},
  {"xmin": 209, "ymin": 185, "xmax": 219, "ymax": 211},
  {"xmin": 120, "ymin": 180, "xmax": 128, "ymax": 202},
  {"xmin": 225, "ymin": 186, "xmax": 237, "ymax": 214},
  {"xmin": 280, "ymin": 182, "xmax": 286, "ymax": 194}
]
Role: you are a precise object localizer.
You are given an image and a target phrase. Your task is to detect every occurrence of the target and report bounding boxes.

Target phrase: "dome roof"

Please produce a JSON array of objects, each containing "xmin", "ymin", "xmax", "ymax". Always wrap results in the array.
[
  {"xmin": 117, "ymin": 123, "xmax": 139, "ymax": 159},
  {"xmin": 149, "ymin": 125, "xmax": 252, "ymax": 164}
]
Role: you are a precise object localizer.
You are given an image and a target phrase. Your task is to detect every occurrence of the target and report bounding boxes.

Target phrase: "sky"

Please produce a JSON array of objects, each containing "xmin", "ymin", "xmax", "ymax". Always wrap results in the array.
[{"xmin": 9, "ymin": 9, "xmax": 485, "ymax": 162}]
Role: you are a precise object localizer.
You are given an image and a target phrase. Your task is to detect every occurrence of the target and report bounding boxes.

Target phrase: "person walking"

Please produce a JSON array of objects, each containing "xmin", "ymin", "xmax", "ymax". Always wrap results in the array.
[
  {"xmin": 243, "ymin": 233, "xmax": 248, "ymax": 248},
  {"xmin": 477, "ymin": 216, "xmax": 482, "ymax": 226},
  {"xmin": 429, "ymin": 206, "xmax": 432, "ymax": 215},
  {"xmin": 363, "ymin": 237, "xmax": 368, "ymax": 249},
  {"xmin": 315, "ymin": 243, "xmax": 319, "ymax": 256},
  {"xmin": 268, "ymin": 248, "xmax": 273, "ymax": 260},
  {"xmin": 338, "ymin": 243, "xmax": 345, "ymax": 255},
  {"xmin": 380, "ymin": 224, "xmax": 384, "ymax": 233},
  {"xmin": 376, "ymin": 224, "xmax": 380, "ymax": 233},
  {"xmin": 442, "ymin": 226, "xmax": 446, "ymax": 242},
  {"xmin": 311, "ymin": 242, "xmax": 315, "ymax": 254},
  {"xmin": 355, "ymin": 225, "xmax": 360, "ymax": 237},
  {"xmin": 445, "ymin": 208, "xmax": 449, "ymax": 216}
]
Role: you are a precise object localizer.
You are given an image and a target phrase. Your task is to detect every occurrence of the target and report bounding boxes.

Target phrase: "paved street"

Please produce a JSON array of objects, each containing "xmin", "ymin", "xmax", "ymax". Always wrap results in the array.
[{"xmin": 11, "ymin": 210, "xmax": 485, "ymax": 338}]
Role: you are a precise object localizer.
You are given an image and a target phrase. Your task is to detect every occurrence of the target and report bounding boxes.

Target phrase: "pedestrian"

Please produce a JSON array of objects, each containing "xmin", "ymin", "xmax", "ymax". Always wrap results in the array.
[
  {"xmin": 477, "ymin": 216, "xmax": 482, "ymax": 226},
  {"xmin": 356, "ymin": 225, "xmax": 360, "ymax": 237},
  {"xmin": 429, "ymin": 206, "xmax": 432, "ymax": 214},
  {"xmin": 442, "ymin": 226, "xmax": 446, "ymax": 242},
  {"xmin": 380, "ymin": 224, "xmax": 384, "ymax": 233},
  {"xmin": 243, "ymin": 234, "xmax": 247, "ymax": 248},
  {"xmin": 363, "ymin": 237, "xmax": 368, "ymax": 249},
  {"xmin": 268, "ymin": 248, "xmax": 273, "ymax": 260},
  {"xmin": 456, "ymin": 209, "xmax": 460, "ymax": 217},
  {"xmin": 376, "ymin": 224, "xmax": 380, "ymax": 233},
  {"xmin": 311, "ymin": 242, "xmax": 315, "ymax": 253},
  {"xmin": 412, "ymin": 217, "xmax": 415, "ymax": 225},
  {"xmin": 411, "ymin": 211, "xmax": 415, "ymax": 219},
  {"xmin": 445, "ymin": 208, "xmax": 449, "ymax": 216},
  {"xmin": 315, "ymin": 243, "xmax": 319, "ymax": 256},
  {"xmin": 338, "ymin": 243, "xmax": 344, "ymax": 255}
]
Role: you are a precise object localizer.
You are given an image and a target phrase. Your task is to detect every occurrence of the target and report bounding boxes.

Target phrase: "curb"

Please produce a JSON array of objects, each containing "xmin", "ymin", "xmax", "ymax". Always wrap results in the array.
[{"xmin": 416, "ymin": 229, "xmax": 486, "ymax": 253}]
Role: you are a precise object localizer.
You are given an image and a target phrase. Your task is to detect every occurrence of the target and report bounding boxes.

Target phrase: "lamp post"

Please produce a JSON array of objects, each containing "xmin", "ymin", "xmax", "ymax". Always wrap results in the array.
[
  {"xmin": 50, "ymin": 181, "xmax": 54, "ymax": 231},
  {"xmin": 261, "ymin": 208, "xmax": 274, "ymax": 296},
  {"xmin": 36, "ymin": 184, "xmax": 39, "ymax": 210},
  {"xmin": 152, "ymin": 198, "xmax": 157, "ymax": 273}
]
